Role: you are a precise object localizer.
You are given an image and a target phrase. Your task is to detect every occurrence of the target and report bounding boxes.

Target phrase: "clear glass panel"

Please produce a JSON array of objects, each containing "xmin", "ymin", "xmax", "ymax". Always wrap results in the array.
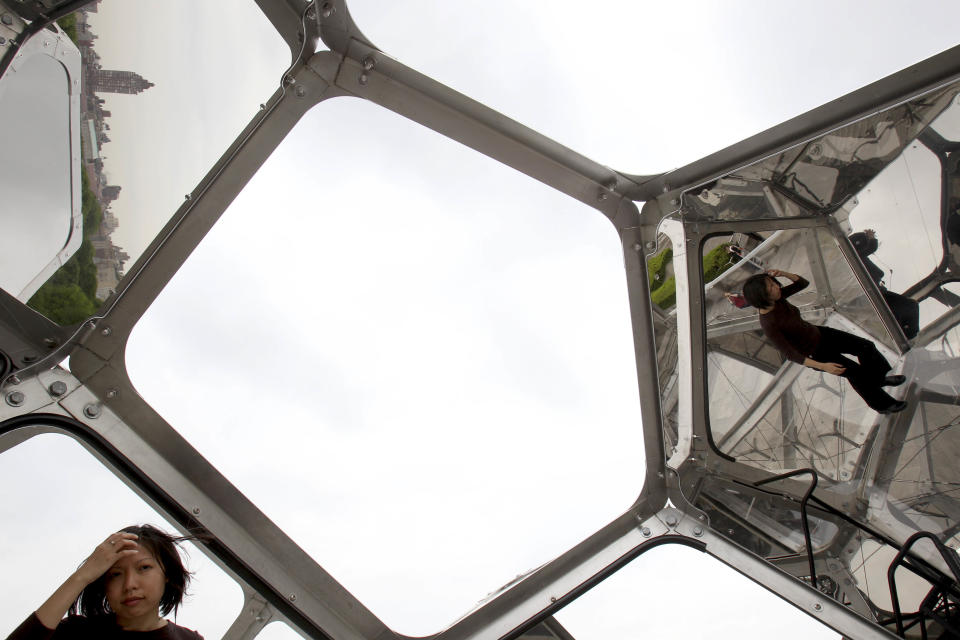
[
  {"xmin": 649, "ymin": 231, "xmax": 679, "ymax": 450},
  {"xmin": 704, "ymin": 226, "xmax": 900, "ymax": 470},
  {"xmin": 554, "ymin": 544, "xmax": 838, "ymax": 639},
  {"xmin": 12, "ymin": 1, "xmax": 288, "ymax": 325},
  {"xmin": 127, "ymin": 97, "xmax": 643, "ymax": 635},
  {"xmin": 0, "ymin": 53, "xmax": 73, "ymax": 302},
  {"xmin": 0, "ymin": 434, "xmax": 242, "ymax": 638}
]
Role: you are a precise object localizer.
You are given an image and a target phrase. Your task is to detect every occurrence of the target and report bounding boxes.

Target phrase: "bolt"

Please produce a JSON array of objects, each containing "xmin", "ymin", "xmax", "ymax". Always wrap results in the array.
[
  {"xmin": 645, "ymin": 241, "xmax": 656, "ymax": 250},
  {"xmin": 184, "ymin": 194, "xmax": 192, "ymax": 200},
  {"xmin": 100, "ymin": 327, "xmax": 112, "ymax": 337},
  {"xmin": 43, "ymin": 40, "xmax": 49, "ymax": 47},
  {"xmin": 22, "ymin": 353, "xmax": 38, "ymax": 364},
  {"xmin": 260, "ymin": 103, "xmax": 266, "ymax": 110},
  {"xmin": 83, "ymin": 403, "xmax": 101, "ymax": 419},
  {"xmin": 5, "ymin": 391, "xmax": 25, "ymax": 407},
  {"xmin": 358, "ymin": 72, "xmax": 368, "ymax": 85},
  {"xmin": 670, "ymin": 198, "xmax": 679, "ymax": 206},
  {"xmin": 105, "ymin": 388, "xmax": 118, "ymax": 399},
  {"xmin": 597, "ymin": 190, "xmax": 608, "ymax": 201},
  {"xmin": 0, "ymin": 37, "xmax": 6, "ymax": 45},
  {"xmin": 812, "ymin": 603, "xmax": 822, "ymax": 612},
  {"xmin": 320, "ymin": 2, "xmax": 333, "ymax": 17},
  {"xmin": 295, "ymin": 85, "xmax": 306, "ymax": 97},
  {"xmin": 283, "ymin": 74, "xmax": 295, "ymax": 85},
  {"xmin": 641, "ymin": 526, "xmax": 651, "ymax": 537},
  {"xmin": 665, "ymin": 514, "xmax": 678, "ymax": 527},
  {"xmin": 49, "ymin": 381, "xmax": 68, "ymax": 397},
  {"xmin": 1, "ymin": 14, "xmax": 13, "ymax": 25},
  {"xmin": 693, "ymin": 526, "xmax": 703, "ymax": 537},
  {"xmin": 728, "ymin": 529, "xmax": 735, "ymax": 535},
  {"xmin": 7, "ymin": 375, "xmax": 21, "ymax": 385},
  {"xmin": 192, "ymin": 507, "xmax": 201, "ymax": 515},
  {"xmin": 633, "ymin": 243, "xmax": 642, "ymax": 251},
  {"xmin": 288, "ymin": 593, "xmax": 297, "ymax": 602},
  {"xmin": 549, "ymin": 596, "xmax": 557, "ymax": 603}
]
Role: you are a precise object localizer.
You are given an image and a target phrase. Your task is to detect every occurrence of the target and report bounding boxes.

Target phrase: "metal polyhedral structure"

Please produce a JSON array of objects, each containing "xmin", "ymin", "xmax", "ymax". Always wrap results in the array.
[{"xmin": 2, "ymin": 1, "xmax": 960, "ymax": 638}]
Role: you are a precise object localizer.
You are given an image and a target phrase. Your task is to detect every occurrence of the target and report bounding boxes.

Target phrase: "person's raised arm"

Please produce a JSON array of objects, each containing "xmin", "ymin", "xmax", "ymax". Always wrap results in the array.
[
  {"xmin": 34, "ymin": 532, "xmax": 139, "ymax": 629},
  {"xmin": 767, "ymin": 269, "xmax": 808, "ymax": 298}
]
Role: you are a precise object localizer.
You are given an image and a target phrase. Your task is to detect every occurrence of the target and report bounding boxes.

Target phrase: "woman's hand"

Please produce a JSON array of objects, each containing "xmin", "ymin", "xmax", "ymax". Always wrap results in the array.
[
  {"xmin": 74, "ymin": 532, "xmax": 140, "ymax": 585},
  {"xmin": 35, "ymin": 532, "xmax": 140, "ymax": 629},
  {"xmin": 804, "ymin": 358, "xmax": 846, "ymax": 375}
]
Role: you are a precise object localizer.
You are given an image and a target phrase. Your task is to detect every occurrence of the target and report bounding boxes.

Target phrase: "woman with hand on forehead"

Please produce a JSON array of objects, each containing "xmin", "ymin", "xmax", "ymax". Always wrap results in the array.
[
  {"xmin": 742, "ymin": 269, "xmax": 907, "ymax": 415},
  {"xmin": 7, "ymin": 524, "xmax": 203, "ymax": 639}
]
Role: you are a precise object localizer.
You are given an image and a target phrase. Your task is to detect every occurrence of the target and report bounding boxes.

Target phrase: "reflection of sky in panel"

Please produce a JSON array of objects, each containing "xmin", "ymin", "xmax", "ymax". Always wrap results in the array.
[
  {"xmin": 0, "ymin": 435, "xmax": 242, "ymax": 639},
  {"xmin": 0, "ymin": 55, "xmax": 71, "ymax": 296},
  {"xmin": 555, "ymin": 545, "xmax": 837, "ymax": 640},
  {"xmin": 84, "ymin": 0, "xmax": 289, "ymax": 264},
  {"xmin": 126, "ymin": 98, "xmax": 643, "ymax": 636},
  {"xmin": 849, "ymin": 143, "xmax": 944, "ymax": 293}
]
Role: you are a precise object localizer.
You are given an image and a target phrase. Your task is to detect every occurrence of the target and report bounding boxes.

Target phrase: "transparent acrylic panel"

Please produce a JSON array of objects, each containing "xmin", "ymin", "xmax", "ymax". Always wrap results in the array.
[
  {"xmin": 127, "ymin": 97, "xmax": 643, "ymax": 635},
  {"xmin": 704, "ymin": 226, "xmax": 902, "ymax": 473},
  {"xmin": 0, "ymin": 433, "xmax": 242, "ymax": 638},
  {"xmin": 553, "ymin": 544, "xmax": 838, "ymax": 639},
  {"xmin": 347, "ymin": 1, "xmax": 960, "ymax": 175},
  {"xmin": 15, "ymin": 1, "xmax": 288, "ymax": 325},
  {"xmin": 0, "ymin": 53, "xmax": 73, "ymax": 301}
]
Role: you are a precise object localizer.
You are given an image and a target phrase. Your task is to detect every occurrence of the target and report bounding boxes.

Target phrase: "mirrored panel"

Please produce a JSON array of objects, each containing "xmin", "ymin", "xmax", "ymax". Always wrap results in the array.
[
  {"xmin": 126, "ymin": 96, "xmax": 644, "ymax": 635},
  {"xmin": 0, "ymin": 433, "xmax": 243, "ymax": 638},
  {"xmin": 0, "ymin": 50, "xmax": 75, "ymax": 304},
  {"xmin": 3, "ymin": 1, "xmax": 289, "ymax": 325}
]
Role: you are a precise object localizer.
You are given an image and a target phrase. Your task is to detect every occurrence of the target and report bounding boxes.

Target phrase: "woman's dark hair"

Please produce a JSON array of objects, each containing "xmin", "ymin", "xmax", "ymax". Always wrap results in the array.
[
  {"xmin": 70, "ymin": 524, "xmax": 193, "ymax": 618},
  {"xmin": 743, "ymin": 273, "xmax": 776, "ymax": 309}
]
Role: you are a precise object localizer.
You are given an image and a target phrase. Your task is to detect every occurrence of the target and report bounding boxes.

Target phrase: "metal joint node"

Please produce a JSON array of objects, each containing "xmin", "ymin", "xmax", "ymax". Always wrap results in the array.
[
  {"xmin": 5, "ymin": 391, "xmax": 25, "ymax": 407},
  {"xmin": 83, "ymin": 403, "xmax": 101, "ymax": 419}
]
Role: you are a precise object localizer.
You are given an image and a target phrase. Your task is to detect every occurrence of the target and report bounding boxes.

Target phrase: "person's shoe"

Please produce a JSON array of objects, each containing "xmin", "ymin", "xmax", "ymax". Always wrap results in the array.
[
  {"xmin": 883, "ymin": 374, "xmax": 906, "ymax": 387},
  {"xmin": 879, "ymin": 400, "xmax": 908, "ymax": 414}
]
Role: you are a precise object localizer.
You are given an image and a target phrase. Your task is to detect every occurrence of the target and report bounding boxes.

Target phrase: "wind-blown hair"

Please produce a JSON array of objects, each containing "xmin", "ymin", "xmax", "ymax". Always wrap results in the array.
[
  {"xmin": 743, "ymin": 273, "xmax": 776, "ymax": 309},
  {"xmin": 70, "ymin": 524, "xmax": 192, "ymax": 618}
]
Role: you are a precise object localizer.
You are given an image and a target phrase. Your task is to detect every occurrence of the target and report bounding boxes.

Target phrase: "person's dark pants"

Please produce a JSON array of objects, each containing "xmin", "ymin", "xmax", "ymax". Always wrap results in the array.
[{"xmin": 810, "ymin": 326, "xmax": 896, "ymax": 411}]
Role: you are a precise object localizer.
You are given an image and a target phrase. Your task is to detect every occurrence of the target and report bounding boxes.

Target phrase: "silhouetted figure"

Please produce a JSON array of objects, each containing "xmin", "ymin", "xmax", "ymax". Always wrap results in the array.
[{"xmin": 849, "ymin": 229, "xmax": 919, "ymax": 339}]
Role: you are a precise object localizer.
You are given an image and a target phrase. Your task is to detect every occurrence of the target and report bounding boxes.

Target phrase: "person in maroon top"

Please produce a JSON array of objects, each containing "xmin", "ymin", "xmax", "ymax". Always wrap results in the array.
[
  {"xmin": 742, "ymin": 269, "xmax": 907, "ymax": 414},
  {"xmin": 6, "ymin": 525, "xmax": 203, "ymax": 639}
]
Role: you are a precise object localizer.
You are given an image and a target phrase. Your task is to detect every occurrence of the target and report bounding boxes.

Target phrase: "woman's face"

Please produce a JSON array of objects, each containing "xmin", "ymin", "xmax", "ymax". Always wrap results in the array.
[{"xmin": 104, "ymin": 546, "xmax": 166, "ymax": 625}]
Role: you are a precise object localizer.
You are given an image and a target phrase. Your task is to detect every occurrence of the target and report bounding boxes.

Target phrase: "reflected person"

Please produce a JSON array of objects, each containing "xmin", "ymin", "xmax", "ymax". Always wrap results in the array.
[
  {"xmin": 6, "ymin": 525, "xmax": 203, "ymax": 639},
  {"xmin": 742, "ymin": 269, "xmax": 907, "ymax": 414}
]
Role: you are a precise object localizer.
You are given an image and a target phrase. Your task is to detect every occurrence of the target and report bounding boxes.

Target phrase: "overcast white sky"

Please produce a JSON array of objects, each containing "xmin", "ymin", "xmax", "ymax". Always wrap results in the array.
[{"xmin": 4, "ymin": 1, "xmax": 960, "ymax": 639}]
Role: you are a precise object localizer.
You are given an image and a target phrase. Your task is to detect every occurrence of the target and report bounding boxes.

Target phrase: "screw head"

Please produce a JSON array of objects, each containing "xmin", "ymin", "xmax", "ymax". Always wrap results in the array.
[
  {"xmin": 192, "ymin": 507, "xmax": 201, "ymax": 515},
  {"xmin": 358, "ymin": 72, "xmax": 368, "ymax": 85},
  {"xmin": 1, "ymin": 14, "xmax": 13, "ymax": 26},
  {"xmin": 693, "ymin": 526, "xmax": 704, "ymax": 537},
  {"xmin": 49, "ymin": 381, "xmax": 68, "ymax": 397},
  {"xmin": 6, "ymin": 391, "xmax": 25, "ymax": 407},
  {"xmin": 362, "ymin": 56, "xmax": 376, "ymax": 71},
  {"xmin": 812, "ymin": 603, "xmax": 822, "ymax": 612},
  {"xmin": 83, "ymin": 404, "xmax": 101, "ymax": 419},
  {"xmin": 665, "ymin": 514, "xmax": 678, "ymax": 527},
  {"xmin": 295, "ymin": 85, "xmax": 306, "ymax": 97},
  {"xmin": 105, "ymin": 388, "xmax": 118, "ymax": 399},
  {"xmin": 288, "ymin": 593, "xmax": 298, "ymax": 602},
  {"xmin": 641, "ymin": 526, "xmax": 651, "ymax": 537},
  {"xmin": 100, "ymin": 326, "xmax": 112, "ymax": 336}
]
